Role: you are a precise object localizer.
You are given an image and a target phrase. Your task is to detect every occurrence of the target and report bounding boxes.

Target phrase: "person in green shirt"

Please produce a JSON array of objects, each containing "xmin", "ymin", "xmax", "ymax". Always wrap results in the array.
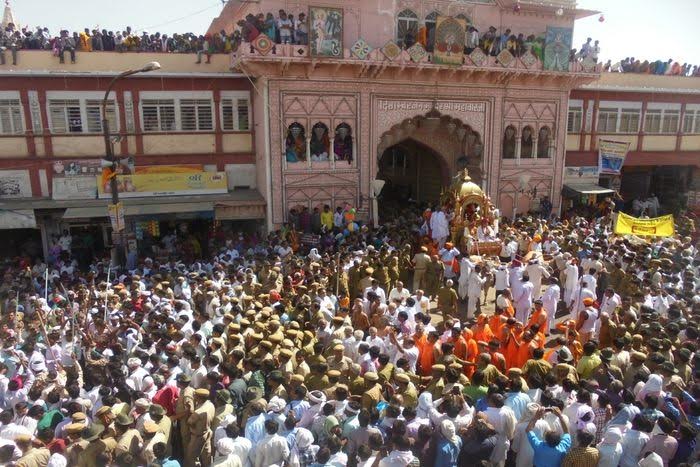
[
  {"xmin": 320, "ymin": 205, "xmax": 334, "ymax": 232},
  {"xmin": 576, "ymin": 341, "xmax": 602, "ymax": 380},
  {"xmin": 462, "ymin": 369, "xmax": 488, "ymax": 405}
]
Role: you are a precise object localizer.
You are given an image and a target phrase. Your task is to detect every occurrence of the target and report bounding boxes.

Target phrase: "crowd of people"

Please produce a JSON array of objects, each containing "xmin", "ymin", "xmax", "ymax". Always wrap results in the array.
[
  {"xmin": 0, "ymin": 197, "xmax": 697, "ymax": 467},
  {"xmin": 603, "ymin": 57, "xmax": 700, "ymax": 77},
  {"xmin": 0, "ymin": 23, "xmax": 240, "ymax": 65}
]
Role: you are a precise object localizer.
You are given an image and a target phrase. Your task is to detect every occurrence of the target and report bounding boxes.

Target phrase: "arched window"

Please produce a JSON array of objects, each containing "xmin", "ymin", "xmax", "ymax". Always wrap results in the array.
[
  {"xmin": 397, "ymin": 9, "xmax": 419, "ymax": 49},
  {"xmin": 521, "ymin": 125, "xmax": 534, "ymax": 158},
  {"xmin": 334, "ymin": 123, "xmax": 353, "ymax": 163},
  {"xmin": 285, "ymin": 122, "xmax": 306, "ymax": 163},
  {"xmin": 537, "ymin": 126, "xmax": 551, "ymax": 158},
  {"xmin": 503, "ymin": 125, "xmax": 516, "ymax": 159},
  {"xmin": 310, "ymin": 122, "xmax": 330, "ymax": 161},
  {"xmin": 425, "ymin": 11, "xmax": 439, "ymax": 52}
]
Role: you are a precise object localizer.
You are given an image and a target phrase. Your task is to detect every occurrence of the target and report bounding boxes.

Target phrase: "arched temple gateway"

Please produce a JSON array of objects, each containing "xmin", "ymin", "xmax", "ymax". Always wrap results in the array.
[{"xmin": 213, "ymin": 0, "xmax": 601, "ymax": 227}]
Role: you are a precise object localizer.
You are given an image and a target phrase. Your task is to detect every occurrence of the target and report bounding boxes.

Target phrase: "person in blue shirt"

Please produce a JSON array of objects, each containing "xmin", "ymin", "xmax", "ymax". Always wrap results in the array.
[
  {"xmin": 527, "ymin": 406, "xmax": 572, "ymax": 467},
  {"xmin": 435, "ymin": 419, "xmax": 462, "ymax": 467}
]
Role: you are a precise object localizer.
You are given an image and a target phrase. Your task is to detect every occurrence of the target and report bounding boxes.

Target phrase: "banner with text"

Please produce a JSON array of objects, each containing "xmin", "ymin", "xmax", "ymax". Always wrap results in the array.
[
  {"xmin": 614, "ymin": 212, "xmax": 675, "ymax": 237},
  {"xmin": 97, "ymin": 172, "xmax": 228, "ymax": 199},
  {"xmin": 598, "ymin": 139, "xmax": 630, "ymax": 175}
]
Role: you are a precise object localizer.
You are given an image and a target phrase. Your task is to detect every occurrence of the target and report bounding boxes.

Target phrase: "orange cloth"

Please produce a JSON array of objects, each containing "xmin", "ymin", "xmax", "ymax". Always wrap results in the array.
[
  {"xmin": 568, "ymin": 340, "xmax": 583, "ymax": 363},
  {"xmin": 488, "ymin": 315, "xmax": 505, "ymax": 341},
  {"xmin": 490, "ymin": 351, "xmax": 507, "ymax": 373},
  {"xmin": 515, "ymin": 341, "xmax": 535, "ymax": 368},
  {"xmin": 474, "ymin": 323, "xmax": 494, "ymax": 343},
  {"xmin": 417, "ymin": 339, "xmax": 435, "ymax": 376},
  {"xmin": 504, "ymin": 330, "xmax": 521, "ymax": 369}
]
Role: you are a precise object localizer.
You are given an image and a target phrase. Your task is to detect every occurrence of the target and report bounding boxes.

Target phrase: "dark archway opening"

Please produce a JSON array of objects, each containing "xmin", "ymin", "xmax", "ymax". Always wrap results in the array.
[{"xmin": 377, "ymin": 138, "xmax": 449, "ymax": 218}]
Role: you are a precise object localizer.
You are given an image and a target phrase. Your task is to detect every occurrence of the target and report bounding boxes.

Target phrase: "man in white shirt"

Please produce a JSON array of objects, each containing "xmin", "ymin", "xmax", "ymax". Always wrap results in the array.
[
  {"xmin": 525, "ymin": 259, "xmax": 550, "ymax": 300},
  {"xmin": 252, "ymin": 419, "xmax": 290, "ymax": 467},
  {"xmin": 388, "ymin": 281, "xmax": 411, "ymax": 305},
  {"xmin": 364, "ymin": 280, "xmax": 386, "ymax": 304},
  {"xmin": 467, "ymin": 265, "xmax": 487, "ymax": 319},
  {"xmin": 541, "ymin": 277, "xmax": 561, "ymax": 334},
  {"xmin": 600, "ymin": 288, "xmax": 621, "ymax": 316},
  {"xmin": 411, "ymin": 290, "xmax": 430, "ymax": 318}
]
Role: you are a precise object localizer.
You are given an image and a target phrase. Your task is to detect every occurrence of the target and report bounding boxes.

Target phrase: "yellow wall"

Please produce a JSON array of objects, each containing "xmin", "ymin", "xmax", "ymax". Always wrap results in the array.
[
  {"xmin": 680, "ymin": 135, "xmax": 700, "ymax": 151},
  {"xmin": 566, "ymin": 134, "xmax": 580, "ymax": 151},
  {"xmin": 143, "ymin": 134, "xmax": 216, "ymax": 154},
  {"xmin": 222, "ymin": 133, "xmax": 253, "ymax": 153},
  {"xmin": 6, "ymin": 51, "xmax": 232, "ymax": 74},
  {"xmin": 51, "ymin": 136, "xmax": 104, "ymax": 157},
  {"xmin": 642, "ymin": 136, "xmax": 676, "ymax": 151},
  {"xmin": 0, "ymin": 138, "xmax": 28, "ymax": 158}
]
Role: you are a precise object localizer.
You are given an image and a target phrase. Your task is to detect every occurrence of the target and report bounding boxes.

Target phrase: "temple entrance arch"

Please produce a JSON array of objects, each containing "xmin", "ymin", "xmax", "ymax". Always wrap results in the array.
[
  {"xmin": 378, "ymin": 138, "xmax": 449, "ymax": 207},
  {"xmin": 375, "ymin": 111, "xmax": 484, "ymax": 217}
]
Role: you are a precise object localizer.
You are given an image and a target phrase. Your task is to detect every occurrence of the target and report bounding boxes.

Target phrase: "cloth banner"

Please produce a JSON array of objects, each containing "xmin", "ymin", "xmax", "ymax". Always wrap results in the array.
[
  {"xmin": 598, "ymin": 139, "xmax": 630, "ymax": 175},
  {"xmin": 614, "ymin": 212, "xmax": 675, "ymax": 237},
  {"xmin": 97, "ymin": 172, "xmax": 228, "ymax": 198},
  {"xmin": 433, "ymin": 16, "xmax": 467, "ymax": 66}
]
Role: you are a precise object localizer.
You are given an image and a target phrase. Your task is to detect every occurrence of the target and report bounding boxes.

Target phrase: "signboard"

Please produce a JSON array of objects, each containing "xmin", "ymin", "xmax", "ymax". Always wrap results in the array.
[
  {"xmin": 564, "ymin": 166, "xmax": 599, "ymax": 180},
  {"xmin": 108, "ymin": 202, "xmax": 125, "ymax": 232},
  {"xmin": 543, "ymin": 26, "xmax": 573, "ymax": 72},
  {"xmin": 309, "ymin": 6, "xmax": 343, "ymax": 58},
  {"xmin": 598, "ymin": 139, "xmax": 630, "ymax": 175},
  {"xmin": 97, "ymin": 172, "xmax": 228, "ymax": 199},
  {"xmin": 433, "ymin": 16, "xmax": 467, "ymax": 66},
  {"xmin": 614, "ymin": 212, "xmax": 675, "ymax": 237},
  {"xmin": 0, "ymin": 170, "xmax": 32, "ymax": 199}
]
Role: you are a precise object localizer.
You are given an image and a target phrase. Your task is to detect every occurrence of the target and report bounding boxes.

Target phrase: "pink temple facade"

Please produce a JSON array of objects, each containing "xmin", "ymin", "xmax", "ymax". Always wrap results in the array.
[{"xmin": 212, "ymin": 0, "xmax": 601, "ymax": 227}]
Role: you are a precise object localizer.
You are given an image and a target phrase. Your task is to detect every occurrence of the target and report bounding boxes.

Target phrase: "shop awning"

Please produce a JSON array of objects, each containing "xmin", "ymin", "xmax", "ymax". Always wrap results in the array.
[
  {"xmin": 0, "ymin": 209, "xmax": 37, "ymax": 229},
  {"xmin": 563, "ymin": 183, "xmax": 615, "ymax": 195},
  {"xmin": 63, "ymin": 202, "xmax": 214, "ymax": 219}
]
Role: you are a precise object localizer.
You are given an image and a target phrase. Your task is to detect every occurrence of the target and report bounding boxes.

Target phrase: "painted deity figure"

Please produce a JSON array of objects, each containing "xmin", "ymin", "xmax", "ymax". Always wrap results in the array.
[
  {"xmin": 310, "ymin": 123, "xmax": 330, "ymax": 161},
  {"xmin": 503, "ymin": 126, "xmax": 516, "ymax": 158},
  {"xmin": 521, "ymin": 127, "xmax": 534, "ymax": 158},
  {"xmin": 333, "ymin": 124, "xmax": 353, "ymax": 162},
  {"xmin": 286, "ymin": 123, "xmax": 307, "ymax": 163},
  {"xmin": 537, "ymin": 126, "xmax": 551, "ymax": 158}
]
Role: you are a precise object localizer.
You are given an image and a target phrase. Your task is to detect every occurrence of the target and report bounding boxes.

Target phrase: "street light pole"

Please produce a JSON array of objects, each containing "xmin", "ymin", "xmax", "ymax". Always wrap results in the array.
[{"xmin": 101, "ymin": 61, "xmax": 160, "ymax": 267}]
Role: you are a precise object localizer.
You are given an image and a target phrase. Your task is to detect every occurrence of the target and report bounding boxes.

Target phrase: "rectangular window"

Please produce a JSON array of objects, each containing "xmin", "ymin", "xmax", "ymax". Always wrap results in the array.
[
  {"xmin": 180, "ymin": 99, "xmax": 213, "ymax": 131},
  {"xmin": 597, "ymin": 108, "xmax": 618, "ymax": 133},
  {"xmin": 48, "ymin": 99, "xmax": 83, "ymax": 134},
  {"xmin": 141, "ymin": 99, "xmax": 176, "ymax": 132},
  {"xmin": 567, "ymin": 107, "xmax": 582, "ymax": 133},
  {"xmin": 644, "ymin": 109, "xmax": 662, "ymax": 133},
  {"xmin": 221, "ymin": 98, "xmax": 251, "ymax": 131},
  {"xmin": 619, "ymin": 109, "xmax": 640, "ymax": 133},
  {"xmin": 683, "ymin": 110, "xmax": 699, "ymax": 134},
  {"xmin": 661, "ymin": 110, "xmax": 679, "ymax": 133},
  {"xmin": 85, "ymin": 99, "xmax": 118, "ymax": 133},
  {"xmin": 0, "ymin": 99, "xmax": 24, "ymax": 135},
  {"xmin": 48, "ymin": 98, "xmax": 118, "ymax": 134}
]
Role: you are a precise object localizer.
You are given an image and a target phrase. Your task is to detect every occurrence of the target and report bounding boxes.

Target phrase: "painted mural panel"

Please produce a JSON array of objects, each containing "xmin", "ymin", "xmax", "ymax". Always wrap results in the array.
[
  {"xmin": 543, "ymin": 26, "xmax": 572, "ymax": 72},
  {"xmin": 433, "ymin": 16, "xmax": 466, "ymax": 66},
  {"xmin": 309, "ymin": 6, "xmax": 343, "ymax": 58}
]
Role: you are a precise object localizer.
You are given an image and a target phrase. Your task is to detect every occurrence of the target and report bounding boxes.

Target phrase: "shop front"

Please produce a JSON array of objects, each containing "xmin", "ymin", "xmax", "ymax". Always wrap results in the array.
[{"xmin": 561, "ymin": 166, "xmax": 614, "ymax": 218}]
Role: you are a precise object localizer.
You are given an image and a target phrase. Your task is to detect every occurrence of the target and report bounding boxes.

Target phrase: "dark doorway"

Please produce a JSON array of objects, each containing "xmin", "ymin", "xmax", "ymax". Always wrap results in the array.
[{"xmin": 377, "ymin": 139, "xmax": 448, "ymax": 215}]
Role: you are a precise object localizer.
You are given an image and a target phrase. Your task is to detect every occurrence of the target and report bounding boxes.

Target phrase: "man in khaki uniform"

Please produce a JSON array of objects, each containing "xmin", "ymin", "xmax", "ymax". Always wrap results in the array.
[
  {"xmin": 115, "ymin": 413, "xmax": 143, "ymax": 458},
  {"xmin": 78, "ymin": 425, "xmax": 117, "ymax": 467},
  {"xmin": 437, "ymin": 279, "xmax": 459, "ymax": 317},
  {"xmin": 173, "ymin": 374, "xmax": 195, "ymax": 455},
  {"xmin": 94, "ymin": 406, "xmax": 117, "ymax": 439},
  {"xmin": 148, "ymin": 404, "xmax": 172, "ymax": 456},
  {"xmin": 394, "ymin": 373, "xmax": 418, "ymax": 409},
  {"xmin": 185, "ymin": 388, "xmax": 215, "ymax": 467},
  {"xmin": 412, "ymin": 247, "xmax": 431, "ymax": 291},
  {"xmin": 15, "ymin": 434, "xmax": 50, "ymax": 467},
  {"xmin": 212, "ymin": 389, "xmax": 234, "ymax": 430},
  {"xmin": 64, "ymin": 423, "xmax": 88, "ymax": 465},
  {"xmin": 327, "ymin": 343, "xmax": 353, "ymax": 375},
  {"xmin": 141, "ymin": 421, "xmax": 167, "ymax": 465},
  {"xmin": 360, "ymin": 372, "xmax": 384, "ymax": 410}
]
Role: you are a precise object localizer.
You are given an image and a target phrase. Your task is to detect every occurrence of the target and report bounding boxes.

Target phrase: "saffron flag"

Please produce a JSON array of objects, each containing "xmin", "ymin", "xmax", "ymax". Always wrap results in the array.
[{"xmin": 614, "ymin": 212, "xmax": 675, "ymax": 237}]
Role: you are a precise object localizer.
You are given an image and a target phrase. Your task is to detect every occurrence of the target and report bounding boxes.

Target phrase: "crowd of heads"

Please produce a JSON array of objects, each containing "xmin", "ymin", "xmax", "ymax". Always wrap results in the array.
[
  {"xmin": 604, "ymin": 56, "xmax": 700, "ymax": 77},
  {"xmin": 0, "ymin": 196, "xmax": 696, "ymax": 466},
  {"xmin": 1, "ymin": 22, "xmax": 241, "ymax": 58}
]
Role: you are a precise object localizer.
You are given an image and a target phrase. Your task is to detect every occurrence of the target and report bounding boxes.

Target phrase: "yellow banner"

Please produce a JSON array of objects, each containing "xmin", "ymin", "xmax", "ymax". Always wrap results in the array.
[
  {"xmin": 135, "ymin": 164, "xmax": 203, "ymax": 174},
  {"xmin": 97, "ymin": 172, "xmax": 227, "ymax": 198},
  {"xmin": 614, "ymin": 212, "xmax": 675, "ymax": 237}
]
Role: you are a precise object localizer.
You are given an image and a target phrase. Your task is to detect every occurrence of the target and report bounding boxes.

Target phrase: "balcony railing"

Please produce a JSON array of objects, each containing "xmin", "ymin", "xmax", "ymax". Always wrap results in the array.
[{"xmin": 233, "ymin": 42, "xmax": 601, "ymax": 75}]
